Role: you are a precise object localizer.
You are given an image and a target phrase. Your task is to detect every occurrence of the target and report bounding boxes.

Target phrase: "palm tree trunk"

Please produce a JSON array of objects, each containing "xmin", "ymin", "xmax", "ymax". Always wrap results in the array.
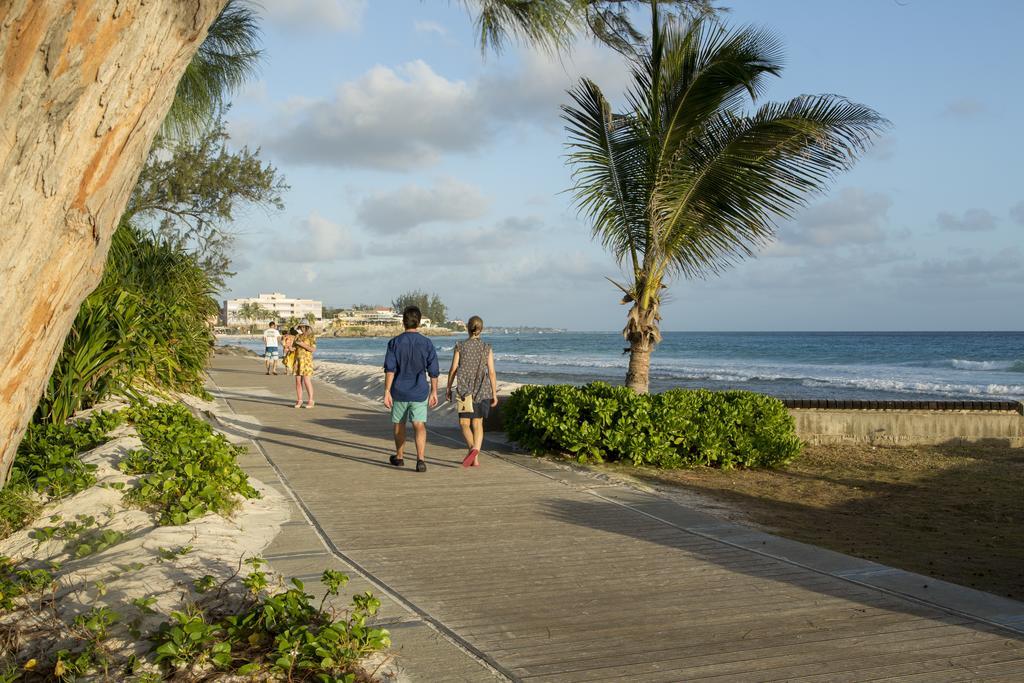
[
  {"xmin": 625, "ymin": 340, "xmax": 652, "ymax": 393},
  {"xmin": 623, "ymin": 298, "xmax": 661, "ymax": 394},
  {"xmin": 0, "ymin": 0, "xmax": 227, "ymax": 487}
]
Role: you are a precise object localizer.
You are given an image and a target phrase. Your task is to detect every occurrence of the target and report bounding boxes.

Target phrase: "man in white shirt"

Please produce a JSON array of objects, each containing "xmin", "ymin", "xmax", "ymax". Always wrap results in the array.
[{"xmin": 263, "ymin": 321, "xmax": 281, "ymax": 375}]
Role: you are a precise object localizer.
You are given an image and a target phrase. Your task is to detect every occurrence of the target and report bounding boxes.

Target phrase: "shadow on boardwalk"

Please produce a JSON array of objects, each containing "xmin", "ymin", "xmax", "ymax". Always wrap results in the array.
[{"xmin": 540, "ymin": 495, "xmax": 1024, "ymax": 642}]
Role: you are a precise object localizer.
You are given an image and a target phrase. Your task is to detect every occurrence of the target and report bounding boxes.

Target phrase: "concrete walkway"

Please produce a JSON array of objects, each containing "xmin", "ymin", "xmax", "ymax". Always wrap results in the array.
[{"xmin": 207, "ymin": 354, "xmax": 1024, "ymax": 682}]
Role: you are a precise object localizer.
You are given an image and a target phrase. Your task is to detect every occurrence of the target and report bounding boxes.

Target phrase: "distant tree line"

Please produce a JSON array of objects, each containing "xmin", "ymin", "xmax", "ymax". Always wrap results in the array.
[{"xmin": 392, "ymin": 291, "xmax": 447, "ymax": 325}]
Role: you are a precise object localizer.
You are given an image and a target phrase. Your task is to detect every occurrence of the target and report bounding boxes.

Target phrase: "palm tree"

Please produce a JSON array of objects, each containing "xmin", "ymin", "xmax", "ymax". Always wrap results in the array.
[
  {"xmin": 562, "ymin": 4, "xmax": 887, "ymax": 393},
  {"xmin": 304, "ymin": 312, "xmax": 318, "ymax": 328},
  {"xmin": 236, "ymin": 302, "xmax": 271, "ymax": 332},
  {"xmin": 162, "ymin": 0, "xmax": 263, "ymax": 141}
]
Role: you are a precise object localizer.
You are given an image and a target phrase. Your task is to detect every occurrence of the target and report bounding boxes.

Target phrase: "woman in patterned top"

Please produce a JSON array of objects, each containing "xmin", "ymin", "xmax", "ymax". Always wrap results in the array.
[
  {"xmin": 292, "ymin": 323, "xmax": 317, "ymax": 408},
  {"xmin": 446, "ymin": 316, "xmax": 498, "ymax": 467}
]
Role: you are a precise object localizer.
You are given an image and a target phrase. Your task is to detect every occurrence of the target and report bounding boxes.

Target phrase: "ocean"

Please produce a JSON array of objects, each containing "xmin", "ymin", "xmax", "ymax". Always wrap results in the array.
[{"xmin": 224, "ymin": 331, "xmax": 1024, "ymax": 401}]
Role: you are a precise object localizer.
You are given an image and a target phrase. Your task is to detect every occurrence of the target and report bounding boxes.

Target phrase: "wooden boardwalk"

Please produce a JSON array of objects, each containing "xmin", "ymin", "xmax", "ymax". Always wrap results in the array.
[{"xmin": 207, "ymin": 355, "xmax": 1024, "ymax": 682}]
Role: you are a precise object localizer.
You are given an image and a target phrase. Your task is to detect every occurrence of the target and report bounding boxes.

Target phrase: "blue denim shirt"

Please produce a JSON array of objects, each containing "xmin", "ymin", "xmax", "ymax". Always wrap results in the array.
[{"xmin": 384, "ymin": 331, "xmax": 439, "ymax": 402}]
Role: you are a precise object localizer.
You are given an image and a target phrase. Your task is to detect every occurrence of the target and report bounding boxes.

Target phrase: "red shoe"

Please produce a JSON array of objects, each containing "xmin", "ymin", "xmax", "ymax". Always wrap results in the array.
[{"xmin": 462, "ymin": 449, "xmax": 479, "ymax": 468}]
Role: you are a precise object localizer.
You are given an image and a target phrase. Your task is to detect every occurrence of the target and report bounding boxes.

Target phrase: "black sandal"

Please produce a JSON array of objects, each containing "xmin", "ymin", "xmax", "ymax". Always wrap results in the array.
[
  {"xmin": 389, "ymin": 455, "xmax": 405, "ymax": 467},
  {"xmin": 416, "ymin": 460, "xmax": 427, "ymax": 473}
]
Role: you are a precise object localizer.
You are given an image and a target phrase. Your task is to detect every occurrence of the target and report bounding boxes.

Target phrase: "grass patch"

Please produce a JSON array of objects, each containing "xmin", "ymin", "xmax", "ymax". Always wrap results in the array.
[{"xmin": 600, "ymin": 440, "xmax": 1024, "ymax": 600}]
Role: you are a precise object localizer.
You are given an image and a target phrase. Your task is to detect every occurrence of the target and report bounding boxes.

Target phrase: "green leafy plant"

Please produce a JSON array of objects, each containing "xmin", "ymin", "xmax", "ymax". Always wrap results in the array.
[
  {"xmin": 1, "ymin": 412, "xmax": 122, "ymax": 538},
  {"xmin": 504, "ymin": 382, "xmax": 802, "ymax": 469},
  {"xmin": 192, "ymin": 575, "xmax": 217, "ymax": 594},
  {"xmin": 0, "ymin": 556, "xmax": 55, "ymax": 612},
  {"xmin": 156, "ymin": 546, "xmax": 194, "ymax": 562},
  {"xmin": 69, "ymin": 529, "xmax": 126, "ymax": 559},
  {"xmin": 120, "ymin": 402, "xmax": 258, "ymax": 525},
  {"xmin": 151, "ymin": 567, "xmax": 390, "ymax": 681}
]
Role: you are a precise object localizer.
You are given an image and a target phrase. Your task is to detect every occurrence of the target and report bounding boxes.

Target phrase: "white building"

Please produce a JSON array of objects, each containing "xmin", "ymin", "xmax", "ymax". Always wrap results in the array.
[
  {"xmin": 333, "ymin": 307, "xmax": 432, "ymax": 328},
  {"xmin": 222, "ymin": 292, "xmax": 323, "ymax": 325}
]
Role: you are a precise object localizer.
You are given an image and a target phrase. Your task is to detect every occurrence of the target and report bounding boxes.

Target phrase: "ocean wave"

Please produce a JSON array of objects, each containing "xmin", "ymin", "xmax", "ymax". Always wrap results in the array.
[
  {"xmin": 948, "ymin": 359, "xmax": 1024, "ymax": 372},
  {"xmin": 497, "ymin": 353, "xmax": 625, "ymax": 369},
  {"xmin": 801, "ymin": 377, "xmax": 1024, "ymax": 397}
]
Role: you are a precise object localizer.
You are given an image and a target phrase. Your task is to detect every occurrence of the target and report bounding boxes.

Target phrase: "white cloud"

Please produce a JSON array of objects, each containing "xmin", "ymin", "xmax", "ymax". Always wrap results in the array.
[
  {"xmin": 901, "ymin": 249, "xmax": 1023, "ymax": 286},
  {"xmin": 357, "ymin": 178, "xmax": 490, "ymax": 233},
  {"xmin": 261, "ymin": 0, "xmax": 365, "ymax": 33},
  {"xmin": 366, "ymin": 215, "xmax": 543, "ymax": 257},
  {"xmin": 414, "ymin": 20, "xmax": 447, "ymax": 36},
  {"xmin": 274, "ymin": 213, "xmax": 362, "ymax": 262},
  {"xmin": 936, "ymin": 208, "xmax": 997, "ymax": 232},
  {"xmin": 476, "ymin": 43, "xmax": 633, "ymax": 125},
  {"xmin": 261, "ymin": 42, "xmax": 632, "ymax": 170},
  {"xmin": 267, "ymin": 61, "xmax": 485, "ymax": 170},
  {"xmin": 777, "ymin": 188, "xmax": 892, "ymax": 249}
]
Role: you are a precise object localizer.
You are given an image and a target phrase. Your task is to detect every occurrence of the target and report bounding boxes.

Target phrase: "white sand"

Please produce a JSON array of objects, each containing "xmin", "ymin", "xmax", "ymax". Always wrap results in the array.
[{"xmin": 0, "ymin": 399, "xmax": 289, "ymax": 669}]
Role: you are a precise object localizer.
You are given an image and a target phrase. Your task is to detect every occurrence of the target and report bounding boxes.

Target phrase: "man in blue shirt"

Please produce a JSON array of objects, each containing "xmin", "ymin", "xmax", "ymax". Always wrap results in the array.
[{"xmin": 383, "ymin": 306, "xmax": 439, "ymax": 472}]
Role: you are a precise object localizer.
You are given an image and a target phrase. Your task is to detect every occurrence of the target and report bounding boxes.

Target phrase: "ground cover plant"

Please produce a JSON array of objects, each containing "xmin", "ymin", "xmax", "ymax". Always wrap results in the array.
[
  {"xmin": 2, "ymin": 556, "xmax": 388, "ymax": 682},
  {"xmin": 151, "ymin": 562, "xmax": 389, "ymax": 681},
  {"xmin": 120, "ymin": 402, "xmax": 259, "ymax": 526},
  {"xmin": 601, "ymin": 440, "xmax": 1024, "ymax": 600},
  {"xmin": 503, "ymin": 382, "xmax": 801, "ymax": 468},
  {"xmin": 0, "ymin": 411, "xmax": 123, "ymax": 538}
]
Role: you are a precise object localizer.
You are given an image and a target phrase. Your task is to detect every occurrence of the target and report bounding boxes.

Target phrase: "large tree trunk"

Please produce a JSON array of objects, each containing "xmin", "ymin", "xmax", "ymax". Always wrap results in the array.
[{"xmin": 0, "ymin": 0, "xmax": 228, "ymax": 485}]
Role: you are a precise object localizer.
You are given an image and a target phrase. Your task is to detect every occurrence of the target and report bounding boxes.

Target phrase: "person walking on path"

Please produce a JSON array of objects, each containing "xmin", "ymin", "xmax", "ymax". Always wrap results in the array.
[
  {"xmin": 292, "ymin": 323, "xmax": 317, "ymax": 408},
  {"xmin": 383, "ymin": 306, "xmax": 439, "ymax": 472},
  {"xmin": 263, "ymin": 321, "xmax": 281, "ymax": 375},
  {"xmin": 446, "ymin": 316, "xmax": 498, "ymax": 467},
  {"xmin": 281, "ymin": 327, "xmax": 297, "ymax": 375}
]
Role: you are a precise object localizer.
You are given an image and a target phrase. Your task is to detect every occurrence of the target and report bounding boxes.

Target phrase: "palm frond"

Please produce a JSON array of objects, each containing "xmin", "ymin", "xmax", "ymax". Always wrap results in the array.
[
  {"xmin": 562, "ymin": 78, "xmax": 651, "ymax": 268},
  {"xmin": 653, "ymin": 19, "xmax": 784, "ymax": 163},
  {"xmin": 162, "ymin": 0, "xmax": 262, "ymax": 141},
  {"xmin": 464, "ymin": 0, "xmax": 578, "ymax": 54},
  {"xmin": 656, "ymin": 95, "xmax": 889, "ymax": 278}
]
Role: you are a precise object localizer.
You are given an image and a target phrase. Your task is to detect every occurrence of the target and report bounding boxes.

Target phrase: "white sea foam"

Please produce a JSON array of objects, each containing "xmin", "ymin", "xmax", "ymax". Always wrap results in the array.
[
  {"xmin": 801, "ymin": 376, "xmax": 1024, "ymax": 397},
  {"xmin": 949, "ymin": 358, "xmax": 1024, "ymax": 372}
]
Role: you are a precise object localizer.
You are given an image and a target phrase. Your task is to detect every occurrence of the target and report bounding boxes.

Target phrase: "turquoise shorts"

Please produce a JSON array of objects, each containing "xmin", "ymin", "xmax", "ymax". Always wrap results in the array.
[{"xmin": 391, "ymin": 400, "xmax": 428, "ymax": 424}]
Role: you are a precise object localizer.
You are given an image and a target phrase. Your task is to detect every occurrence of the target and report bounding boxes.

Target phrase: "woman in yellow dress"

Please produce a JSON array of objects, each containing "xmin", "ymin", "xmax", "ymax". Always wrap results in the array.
[{"xmin": 292, "ymin": 324, "xmax": 316, "ymax": 408}]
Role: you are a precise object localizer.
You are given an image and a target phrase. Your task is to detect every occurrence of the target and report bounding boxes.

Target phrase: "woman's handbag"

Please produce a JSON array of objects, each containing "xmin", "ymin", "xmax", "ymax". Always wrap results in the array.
[{"xmin": 456, "ymin": 394, "xmax": 474, "ymax": 413}]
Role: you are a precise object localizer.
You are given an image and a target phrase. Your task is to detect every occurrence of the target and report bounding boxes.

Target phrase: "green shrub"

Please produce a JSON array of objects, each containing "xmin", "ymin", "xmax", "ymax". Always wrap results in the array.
[
  {"xmin": 35, "ymin": 224, "xmax": 217, "ymax": 425},
  {"xmin": 504, "ymin": 382, "xmax": 801, "ymax": 469},
  {"xmin": 121, "ymin": 402, "xmax": 258, "ymax": 525}
]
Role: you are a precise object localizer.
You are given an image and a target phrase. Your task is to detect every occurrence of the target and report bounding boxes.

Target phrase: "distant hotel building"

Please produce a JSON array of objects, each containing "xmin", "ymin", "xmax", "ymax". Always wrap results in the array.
[
  {"xmin": 334, "ymin": 307, "xmax": 432, "ymax": 328},
  {"xmin": 222, "ymin": 292, "xmax": 323, "ymax": 325}
]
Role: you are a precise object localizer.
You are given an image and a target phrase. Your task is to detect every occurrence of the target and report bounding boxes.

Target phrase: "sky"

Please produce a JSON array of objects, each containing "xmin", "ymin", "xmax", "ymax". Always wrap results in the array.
[{"xmin": 222, "ymin": 0, "xmax": 1024, "ymax": 331}]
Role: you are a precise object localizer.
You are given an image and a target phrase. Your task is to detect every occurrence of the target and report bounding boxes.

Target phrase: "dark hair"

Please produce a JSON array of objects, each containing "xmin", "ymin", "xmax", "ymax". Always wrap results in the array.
[
  {"xmin": 288, "ymin": 327, "xmax": 298, "ymax": 336},
  {"xmin": 467, "ymin": 315, "xmax": 483, "ymax": 337},
  {"xmin": 402, "ymin": 306, "xmax": 422, "ymax": 330},
  {"xmin": 269, "ymin": 321, "xmax": 277, "ymax": 327}
]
